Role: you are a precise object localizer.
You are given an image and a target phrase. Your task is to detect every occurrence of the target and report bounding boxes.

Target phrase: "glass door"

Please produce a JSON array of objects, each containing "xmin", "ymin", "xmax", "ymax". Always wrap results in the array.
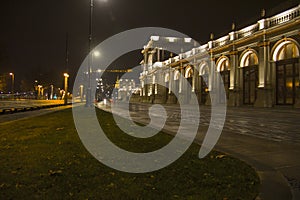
[
  {"xmin": 276, "ymin": 58, "xmax": 299, "ymax": 105},
  {"xmin": 220, "ymin": 71, "xmax": 230, "ymax": 103},
  {"xmin": 200, "ymin": 75, "xmax": 208, "ymax": 104},
  {"xmin": 243, "ymin": 66, "xmax": 258, "ymax": 105}
]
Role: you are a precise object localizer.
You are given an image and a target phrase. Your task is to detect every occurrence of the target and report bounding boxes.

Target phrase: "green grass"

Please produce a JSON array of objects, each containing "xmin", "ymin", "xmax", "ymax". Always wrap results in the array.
[{"xmin": 0, "ymin": 108, "xmax": 260, "ymax": 200}]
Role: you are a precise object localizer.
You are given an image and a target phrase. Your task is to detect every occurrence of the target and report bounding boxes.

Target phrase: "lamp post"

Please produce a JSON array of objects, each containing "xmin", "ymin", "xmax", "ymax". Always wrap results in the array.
[
  {"xmin": 79, "ymin": 85, "xmax": 84, "ymax": 102},
  {"xmin": 37, "ymin": 85, "xmax": 42, "ymax": 99},
  {"xmin": 86, "ymin": 0, "xmax": 107, "ymax": 107},
  {"xmin": 9, "ymin": 73, "xmax": 14, "ymax": 95},
  {"xmin": 64, "ymin": 73, "xmax": 69, "ymax": 105},
  {"xmin": 86, "ymin": 0, "xmax": 94, "ymax": 107}
]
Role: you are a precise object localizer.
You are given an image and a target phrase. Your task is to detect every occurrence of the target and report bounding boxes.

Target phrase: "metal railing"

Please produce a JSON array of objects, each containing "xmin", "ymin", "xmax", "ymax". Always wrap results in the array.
[{"xmin": 269, "ymin": 5, "xmax": 300, "ymax": 27}]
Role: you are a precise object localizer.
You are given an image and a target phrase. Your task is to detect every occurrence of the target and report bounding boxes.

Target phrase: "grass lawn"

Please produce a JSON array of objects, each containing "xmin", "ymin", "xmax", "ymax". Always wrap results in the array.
[{"xmin": 0, "ymin": 108, "xmax": 260, "ymax": 199}]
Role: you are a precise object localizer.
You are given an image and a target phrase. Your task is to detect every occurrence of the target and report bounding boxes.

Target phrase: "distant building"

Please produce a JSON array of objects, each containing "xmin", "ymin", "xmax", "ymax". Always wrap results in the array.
[
  {"xmin": 116, "ymin": 78, "xmax": 138, "ymax": 101},
  {"xmin": 95, "ymin": 78, "xmax": 113, "ymax": 102},
  {"xmin": 0, "ymin": 74, "xmax": 8, "ymax": 93}
]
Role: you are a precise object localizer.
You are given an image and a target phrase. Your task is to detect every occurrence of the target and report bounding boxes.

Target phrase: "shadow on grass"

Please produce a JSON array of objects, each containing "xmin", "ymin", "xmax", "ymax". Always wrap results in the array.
[{"xmin": 0, "ymin": 108, "xmax": 259, "ymax": 199}]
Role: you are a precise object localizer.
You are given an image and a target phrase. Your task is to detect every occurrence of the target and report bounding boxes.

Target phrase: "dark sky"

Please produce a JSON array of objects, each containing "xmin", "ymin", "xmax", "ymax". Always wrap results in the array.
[{"xmin": 0, "ymin": 0, "xmax": 299, "ymax": 91}]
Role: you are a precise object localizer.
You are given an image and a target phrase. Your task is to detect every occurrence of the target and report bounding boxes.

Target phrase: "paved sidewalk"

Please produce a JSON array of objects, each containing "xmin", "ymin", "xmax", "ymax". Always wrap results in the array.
[{"xmin": 98, "ymin": 102, "xmax": 300, "ymax": 200}]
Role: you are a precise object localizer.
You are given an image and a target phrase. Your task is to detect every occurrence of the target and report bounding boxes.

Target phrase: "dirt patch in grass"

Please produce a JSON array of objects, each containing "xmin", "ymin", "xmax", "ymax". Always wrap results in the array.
[{"xmin": 0, "ymin": 108, "xmax": 260, "ymax": 199}]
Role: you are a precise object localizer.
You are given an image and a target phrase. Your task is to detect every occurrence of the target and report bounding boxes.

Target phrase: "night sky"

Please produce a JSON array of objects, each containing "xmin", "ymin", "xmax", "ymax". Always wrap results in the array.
[{"xmin": 0, "ymin": 0, "xmax": 298, "ymax": 91}]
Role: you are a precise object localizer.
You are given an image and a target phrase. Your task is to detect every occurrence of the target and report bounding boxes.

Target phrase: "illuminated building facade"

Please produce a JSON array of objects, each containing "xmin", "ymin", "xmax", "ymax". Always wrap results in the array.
[{"xmin": 139, "ymin": 5, "xmax": 300, "ymax": 107}]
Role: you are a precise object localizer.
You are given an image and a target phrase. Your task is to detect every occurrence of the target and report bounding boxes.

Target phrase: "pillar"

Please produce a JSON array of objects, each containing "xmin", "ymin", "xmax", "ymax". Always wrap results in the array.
[
  {"xmin": 178, "ymin": 66, "xmax": 186, "ymax": 104},
  {"xmin": 228, "ymin": 49, "xmax": 241, "ymax": 106},
  {"xmin": 194, "ymin": 66, "xmax": 201, "ymax": 104},
  {"xmin": 254, "ymin": 40, "xmax": 273, "ymax": 107},
  {"xmin": 205, "ymin": 56, "xmax": 214, "ymax": 106},
  {"xmin": 294, "ymin": 58, "xmax": 300, "ymax": 108}
]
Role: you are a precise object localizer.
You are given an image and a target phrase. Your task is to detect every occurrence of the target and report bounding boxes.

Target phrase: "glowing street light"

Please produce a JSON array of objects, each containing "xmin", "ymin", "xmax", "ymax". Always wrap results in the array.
[
  {"xmin": 64, "ymin": 73, "xmax": 69, "ymax": 105},
  {"xmin": 79, "ymin": 85, "xmax": 84, "ymax": 102},
  {"xmin": 93, "ymin": 50, "xmax": 100, "ymax": 57},
  {"xmin": 37, "ymin": 85, "xmax": 43, "ymax": 99},
  {"xmin": 9, "ymin": 73, "xmax": 14, "ymax": 95}
]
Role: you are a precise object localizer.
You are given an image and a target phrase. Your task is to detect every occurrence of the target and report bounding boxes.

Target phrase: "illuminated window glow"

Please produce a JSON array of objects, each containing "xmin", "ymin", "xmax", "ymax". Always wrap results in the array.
[
  {"xmin": 216, "ymin": 56, "xmax": 230, "ymax": 72},
  {"xmin": 240, "ymin": 50, "xmax": 258, "ymax": 67}
]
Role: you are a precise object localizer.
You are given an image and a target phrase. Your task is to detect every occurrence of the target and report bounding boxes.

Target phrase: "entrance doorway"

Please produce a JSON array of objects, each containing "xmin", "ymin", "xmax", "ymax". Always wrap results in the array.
[
  {"xmin": 220, "ymin": 71, "xmax": 230, "ymax": 103},
  {"xmin": 200, "ymin": 75, "xmax": 209, "ymax": 104},
  {"xmin": 243, "ymin": 66, "xmax": 258, "ymax": 105},
  {"xmin": 276, "ymin": 58, "xmax": 299, "ymax": 105}
]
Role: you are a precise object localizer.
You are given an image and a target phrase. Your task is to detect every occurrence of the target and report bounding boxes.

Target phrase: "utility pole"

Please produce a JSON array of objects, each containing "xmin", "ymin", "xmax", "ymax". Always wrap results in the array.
[{"xmin": 86, "ymin": 0, "xmax": 94, "ymax": 107}]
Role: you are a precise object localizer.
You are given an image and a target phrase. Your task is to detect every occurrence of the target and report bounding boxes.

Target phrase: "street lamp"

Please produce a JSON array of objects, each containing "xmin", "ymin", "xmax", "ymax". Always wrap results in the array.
[
  {"xmin": 86, "ymin": 0, "xmax": 107, "ymax": 107},
  {"xmin": 79, "ymin": 85, "xmax": 84, "ymax": 102},
  {"xmin": 64, "ymin": 73, "xmax": 69, "ymax": 105},
  {"xmin": 9, "ymin": 73, "xmax": 14, "ymax": 95},
  {"xmin": 93, "ymin": 50, "xmax": 100, "ymax": 57},
  {"xmin": 37, "ymin": 85, "xmax": 42, "ymax": 99}
]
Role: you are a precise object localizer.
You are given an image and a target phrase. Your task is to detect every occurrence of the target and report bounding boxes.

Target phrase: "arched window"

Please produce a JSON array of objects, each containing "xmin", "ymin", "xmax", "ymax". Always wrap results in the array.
[
  {"xmin": 199, "ymin": 62, "xmax": 209, "ymax": 75},
  {"xmin": 185, "ymin": 67, "xmax": 193, "ymax": 78},
  {"xmin": 272, "ymin": 39, "xmax": 300, "ymax": 105},
  {"xmin": 216, "ymin": 56, "xmax": 230, "ymax": 72},
  {"xmin": 165, "ymin": 73, "xmax": 170, "ymax": 83},
  {"xmin": 198, "ymin": 61, "xmax": 209, "ymax": 104},
  {"xmin": 272, "ymin": 40, "xmax": 299, "ymax": 61},
  {"xmin": 240, "ymin": 49, "xmax": 259, "ymax": 105},
  {"xmin": 216, "ymin": 56, "xmax": 230, "ymax": 103},
  {"xmin": 240, "ymin": 50, "xmax": 258, "ymax": 67},
  {"xmin": 174, "ymin": 70, "xmax": 180, "ymax": 81}
]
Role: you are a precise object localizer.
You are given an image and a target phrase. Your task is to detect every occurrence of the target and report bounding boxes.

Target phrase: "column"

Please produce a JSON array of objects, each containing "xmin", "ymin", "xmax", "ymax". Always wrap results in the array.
[
  {"xmin": 157, "ymin": 49, "xmax": 160, "ymax": 62},
  {"xmin": 150, "ymin": 75, "xmax": 155, "ymax": 103},
  {"xmin": 205, "ymin": 57, "xmax": 214, "ymax": 106},
  {"xmin": 294, "ymin": 58, "xmax": 300, "ymax": 108},
  {"xmin": 191, "ymin": 64, "xmax": 199, "ymax": 104},
  {"xmin": 254, "ymin": 40, "xmax": 273, "ymax": 107},
  {"xmin": 194, "ymin": 64, "xmax": 201, "ymax": 104},
  {"xmin": 228, "ymin": 50, "xmax": 240, "ymax": 106},
  {"xmin": 192, "ymin": 66, "xmax": 196, "ymax": 92},
  {"xmin": 179, "ymin": 65, "xmax": 186, "ymax": 104},
  {"xmin": 167, "ymin": 69, "xmax": 177, "ymax": 104},
  {"xmin": 169, "ymin": 69, "xmax": 173, "ymax": 95}
]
